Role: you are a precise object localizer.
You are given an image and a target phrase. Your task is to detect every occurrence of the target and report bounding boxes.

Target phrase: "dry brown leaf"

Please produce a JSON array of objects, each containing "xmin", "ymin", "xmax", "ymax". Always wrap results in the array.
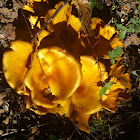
[
  {"xmin": 3, "ymin": 117, "xmax": 9, "ymax": 125},
  {"xmin": 73, "ymin": 0, "xmax": 95, "ymax": 36},
  {"xmin": 124, "ymin": 34, "xmax": 140, "ymax": 48},
  {"xmin": 0, "ymin": 92, "xmax": 7, "ymax": 106}
]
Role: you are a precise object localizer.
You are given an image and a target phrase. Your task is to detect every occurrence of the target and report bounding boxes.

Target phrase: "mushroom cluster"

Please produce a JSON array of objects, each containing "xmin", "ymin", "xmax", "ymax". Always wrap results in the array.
[{"xmin": 2, "ymin": 0, "xmax": 132, "ymax": 133}]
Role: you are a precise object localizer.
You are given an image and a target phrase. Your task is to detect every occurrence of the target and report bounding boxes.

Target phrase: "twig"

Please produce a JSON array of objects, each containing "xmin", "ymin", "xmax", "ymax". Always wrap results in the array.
[
  {"xmin": 108, "ymin": 124, "xmax": 112, "ymax": 139},
  {"xmin": 36, "ymin": 51, "xmax": 51, "ymax": 94},
  {"xmin": 73, "ymin": 0, "xmax": 105, "ymax": 84},
  {"xmin": 31, "ymin": 0, "xmax": 71, "ymax": 95},
  {"xmin": 0, "ymin": 129, "xmax": 25, "ymax": 137},
  {"xmin": 31, "ymin": 0, "xmax": 71, "ymax": 44},
  {"xmin": 21, "ymin": 9, "xmax": 34, "ymax": 38},
  {"xmin": 89, "ymin": 133, "xmax": 98, "ymax": 140},
  {"xmin": 74, "ymin": 0, "xmax": 96, "ymax": 38}
]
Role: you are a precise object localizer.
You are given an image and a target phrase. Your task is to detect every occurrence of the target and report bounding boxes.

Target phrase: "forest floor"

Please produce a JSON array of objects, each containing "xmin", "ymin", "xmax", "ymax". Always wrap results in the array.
[{"xmin": 0, "ymin": 0, "xmax": 140, "ymax": 139}]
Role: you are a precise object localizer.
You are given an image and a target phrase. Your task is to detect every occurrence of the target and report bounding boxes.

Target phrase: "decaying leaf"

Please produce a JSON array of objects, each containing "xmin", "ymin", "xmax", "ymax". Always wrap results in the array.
[{"xmin": 73, "ymin": 0, "xmax": 95, "ymax": 37}]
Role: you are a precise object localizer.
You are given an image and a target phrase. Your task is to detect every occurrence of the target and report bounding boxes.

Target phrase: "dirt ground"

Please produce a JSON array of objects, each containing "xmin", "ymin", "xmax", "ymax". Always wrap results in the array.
[{"xmin": 0, "ymin": 0, "xmax": 140, "ymax": 139}]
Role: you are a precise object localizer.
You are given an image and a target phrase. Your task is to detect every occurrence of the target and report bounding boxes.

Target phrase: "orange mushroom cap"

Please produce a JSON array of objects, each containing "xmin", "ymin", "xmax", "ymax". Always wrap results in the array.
[
  {"xmin": 47, "ymin": 98, "xmax": 91, "ymax": 133},
  {"xmin": 110, "ymin": 37, "xmax": 123, "ymax": 49},
  {"xmin": 23, "ymin": 0, "xmax": 48, "ymax": 13},
  {"xmin": 24, "ymin": 47, "xmax": 82, "ymax": 108},
  {"xmin": 38, "ymin": 47, "xmax": 82, "ymax": 102},
  {"xmin": 70, "ymin": 105, "xmax": 91, "ymax": 133},
  {"xmin": 72, "ymin": 56, "xmax": 108, "ymax": 114},
  {"xmin": 26, "ymin": 95, "xmax": 48, "ymax": 115},
  {"xmin": 47, "ymin": 99, "xmax": 72, "ymax": 117},
  {"xmin": 68, "ymin": 15, "xmax": 81, "ymax": 33},
  {"xmin": 2, "ymin": 41, "xmax": 33, "ymax": 92},
  {"xmin": 102, "ymin": 72, "xmax": 131, "ymax": 112}
]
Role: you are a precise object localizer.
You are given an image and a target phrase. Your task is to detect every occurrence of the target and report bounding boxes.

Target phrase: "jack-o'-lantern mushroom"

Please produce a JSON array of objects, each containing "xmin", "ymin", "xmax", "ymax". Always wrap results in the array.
[
  {"xmin": 24, "ymin": 47, "xmax": 82, "ymax": 107},
  {"xmin": 47, "ymin": 98, "xmax": 91, "ymax": 133},
  {"xmin": 2, "ymin": 0, "xmax": 132, "ymax": 134},
  {"xmin": 2, "ymin": 41, "xmax": 33, "ymax": 93},
  {"xmin": 71, "ymin": 56, "xmax": 108, "ymax": 114}
]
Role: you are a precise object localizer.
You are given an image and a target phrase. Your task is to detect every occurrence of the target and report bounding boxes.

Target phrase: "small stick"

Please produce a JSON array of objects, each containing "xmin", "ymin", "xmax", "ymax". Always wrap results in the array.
[{"xmin": 21, "ymin": 9, "xmax": 34, "ymax": 38}]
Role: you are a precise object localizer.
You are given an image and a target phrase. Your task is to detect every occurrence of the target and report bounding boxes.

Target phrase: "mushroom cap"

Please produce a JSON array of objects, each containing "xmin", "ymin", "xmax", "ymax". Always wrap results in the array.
[
  {"xmin": 110, "ymin": 37, "xmax": 123, "ymax": 49},
  {"xmin": 2, "ymin": 41, "xmax": 33, "ymax": 92},
  {"xmin": 47, "ymin": 99, "xmax": 72, "ymax": 117},
  {"xmin": 48, "ymin": 98, "xmax": 91, "ymax": 133},
  {"xmin": 24, "ymin": 47, "xmax": 82, "ymax": 108},
  {"xmin": 24, "ymin": 52, "xmax": 55, "ymax": 108},
  {"xmin": 68, "ymin": 15, "xmax": 81, "ymax": 32},
  {"xmin": 38, "ymin": 47, "xmax": 82, "ymax": 102},
  {"xmin": 70, "ymin": 105, "xmax": 91, "ymax": 133},
  {"xmin": 26, "ymin": 95, "xmax": 48, "ymax": 115},
  {"xmin": 72, "ymin": 56, "xmax": 108, "ymax": 114}
]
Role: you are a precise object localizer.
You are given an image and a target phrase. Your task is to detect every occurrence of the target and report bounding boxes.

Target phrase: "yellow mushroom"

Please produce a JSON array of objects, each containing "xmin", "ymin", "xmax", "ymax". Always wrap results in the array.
[
  {"xmin": 102, "ymin": 65, "xmax": 131, "ymax": 112},
  {"xmin": 38, "ymin": 47, "xmax": 82, "ymax": 102},
  {"xmin": 47, "ymin": 99, "xmax": 72, "ymax": 117},
  {"xmin": 2, "ymin": 4, "xmax": 132, "ymax": 133},
  {"xmin": 24, "ymin": 47, "xmax": 82, "ymax": 108},
  {"xmin": 109, "ymin": 60, "xmax": 132, "ymax": 93},
  {"xmin": 47, "ymin": 99, "xmax": 91, "ymax": 133},
  {"xmin": 70, "ymin": 105, "xmax": 91, "ymax": 133},
  {"xmin": 72, "ymin": 56, "xmax": 108, "ymax": 114},
  {"xmin": 26, "ymin": 95, "xmax": 48, "ymax": 115},
  {"xmin": 2, "ymin": 41, "xmax": 33, "ymax": 93},
  {"xmin": 23, "ymin": 0, "xmax": 48, "ymax": 13}
]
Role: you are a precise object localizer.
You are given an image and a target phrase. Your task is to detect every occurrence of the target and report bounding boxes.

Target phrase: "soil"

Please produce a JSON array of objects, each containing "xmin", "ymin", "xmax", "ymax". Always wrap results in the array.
[{"xmin": 0, "ymin": 0, "xmax": 140, "ymax": 139}]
